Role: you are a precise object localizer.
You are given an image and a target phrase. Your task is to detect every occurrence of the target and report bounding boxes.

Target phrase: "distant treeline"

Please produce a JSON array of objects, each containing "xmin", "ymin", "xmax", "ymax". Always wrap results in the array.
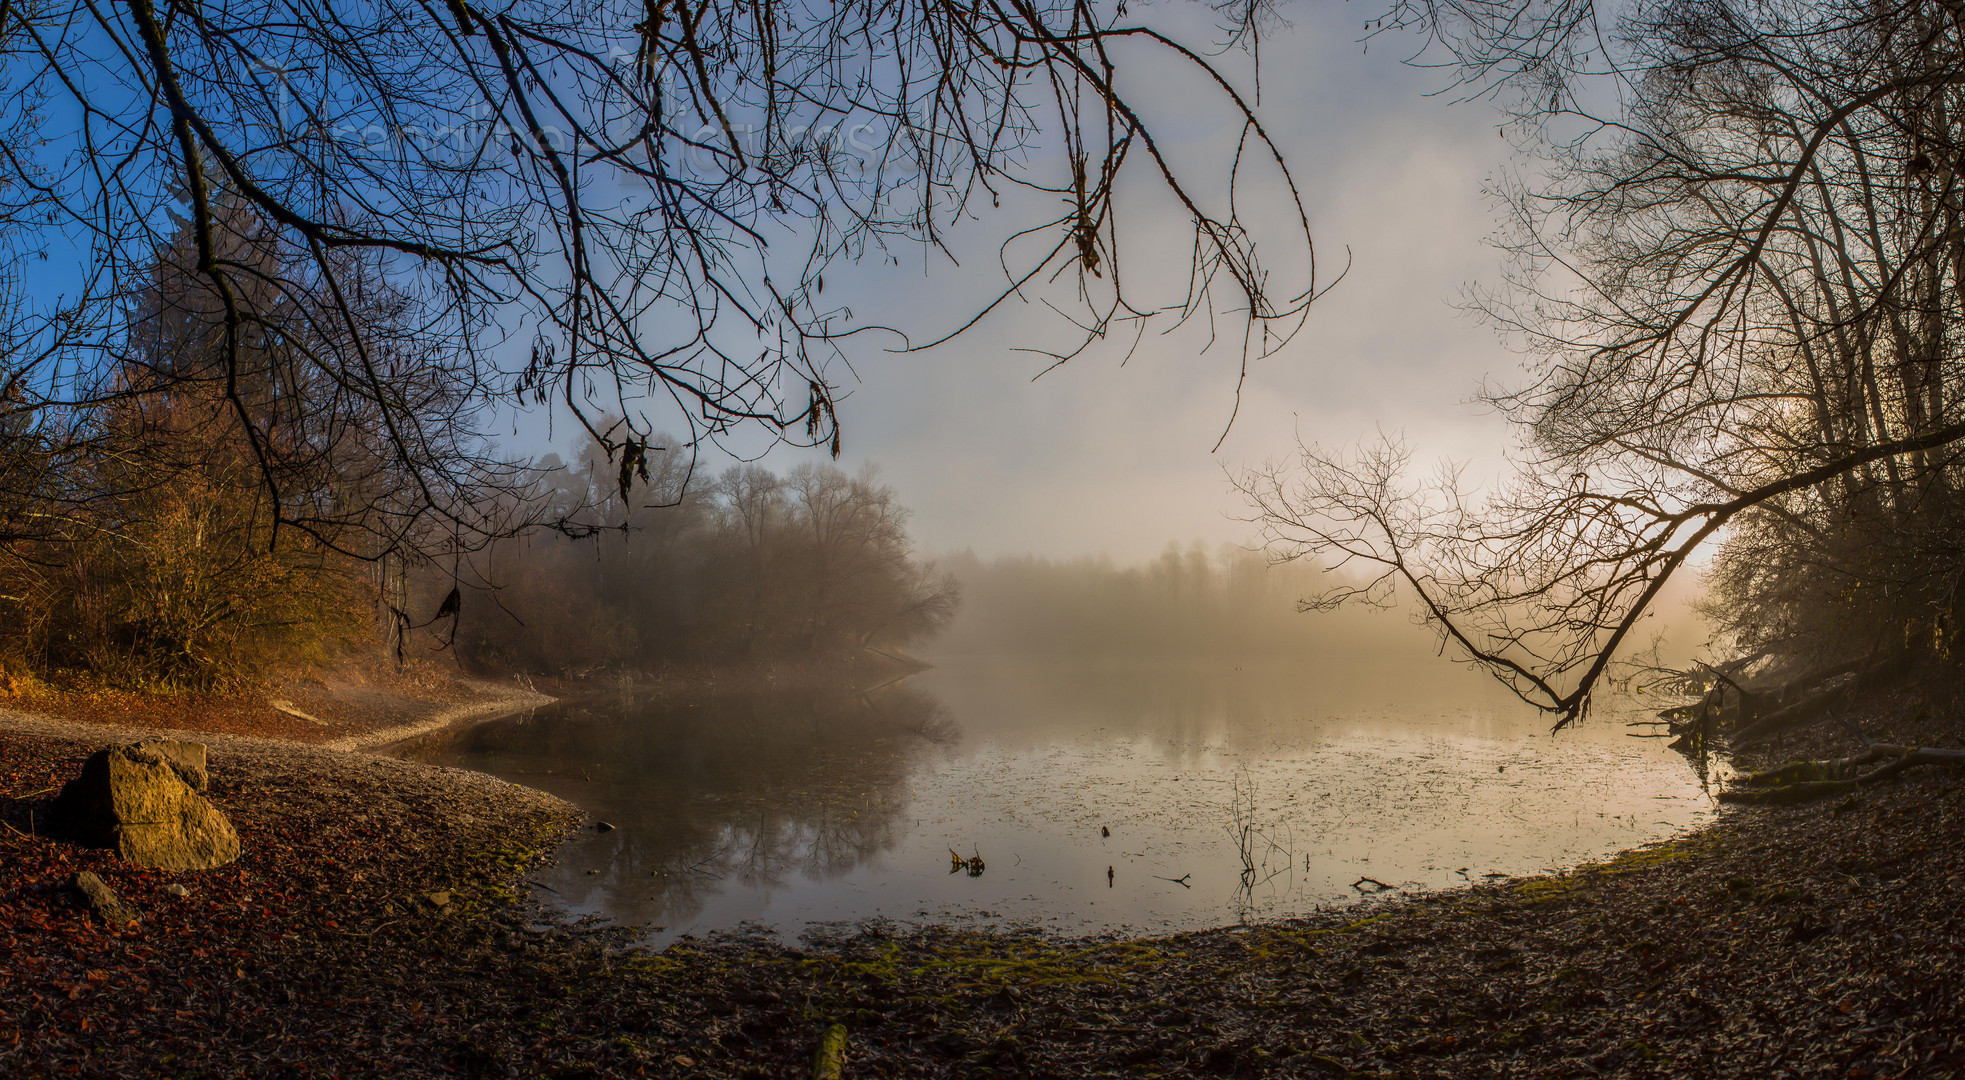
[
  {"xmin": 930, "ymin": 545, "xmax": 1430, "ymax": 660},
  {"xmin": 452, "ymin": 440, "xmax": 959, "ymax": 675}
]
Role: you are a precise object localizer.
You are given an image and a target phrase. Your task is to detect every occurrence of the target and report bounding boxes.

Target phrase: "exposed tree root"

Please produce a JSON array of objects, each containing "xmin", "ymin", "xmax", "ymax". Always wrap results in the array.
[
  {"xmin": 1720, "ymin": 746, "xmax": 1965, "ymax": 804},
  {"xmin": 1728, "ymin": 651, "xmax": 1913, "ymax": 747},
  {"xmin": 1738, "ymin": 746, "xmax": 1911, "ymax": 787}
]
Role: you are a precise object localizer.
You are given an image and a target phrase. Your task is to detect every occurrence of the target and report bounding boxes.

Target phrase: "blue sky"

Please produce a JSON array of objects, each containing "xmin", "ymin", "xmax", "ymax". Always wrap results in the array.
[
  {"xmin": 647, "ymin": 4, "xmax": 1534, "ymax": 562},
  {"xmin": 20, "ymin": 0, "xmax": 1532, "ymax": 564}
]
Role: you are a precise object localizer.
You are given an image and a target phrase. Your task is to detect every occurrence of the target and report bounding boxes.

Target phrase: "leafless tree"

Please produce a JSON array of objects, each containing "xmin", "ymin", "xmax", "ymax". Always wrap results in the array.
[
  {"xmin": 0, "ymin": 0, "xmax": 1323, "ymax": 566},
  {"xmin": 1244, "ymin": 0, "xmax": 1965, "ymax": 729},
  {"xmin": 456, "ymin": 443, "xmax": 956, "ymax": 672}
]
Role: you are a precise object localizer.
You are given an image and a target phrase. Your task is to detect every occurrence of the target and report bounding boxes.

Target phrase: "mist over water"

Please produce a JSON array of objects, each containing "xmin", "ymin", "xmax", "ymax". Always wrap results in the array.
[{"xmin": 398, "ymin": 656, "xmax": 1716, "ymax": 946}]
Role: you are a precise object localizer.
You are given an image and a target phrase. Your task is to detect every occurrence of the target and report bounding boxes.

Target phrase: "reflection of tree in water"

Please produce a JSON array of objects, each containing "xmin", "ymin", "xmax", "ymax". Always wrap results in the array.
[
  {"xmin": 920, "ymin": 659, "xmax": 1530, "ymax": 758},
  {"xmin": 406, "ymin": 684, "xmax": 954, "ymax": 924}
]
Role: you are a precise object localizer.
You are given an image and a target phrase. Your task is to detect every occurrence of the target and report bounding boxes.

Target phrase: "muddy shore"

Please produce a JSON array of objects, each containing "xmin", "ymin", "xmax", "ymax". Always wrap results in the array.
[{"xmin": 2, "ymin": 679, "xmax": 1962, "ymax": 1078}]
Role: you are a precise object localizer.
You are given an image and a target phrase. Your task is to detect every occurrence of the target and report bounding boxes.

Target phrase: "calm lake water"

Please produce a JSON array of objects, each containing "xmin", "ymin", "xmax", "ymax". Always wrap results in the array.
[{"xmin": 395, "ymin": 658, "xmax": 1717, "ymax": 945}]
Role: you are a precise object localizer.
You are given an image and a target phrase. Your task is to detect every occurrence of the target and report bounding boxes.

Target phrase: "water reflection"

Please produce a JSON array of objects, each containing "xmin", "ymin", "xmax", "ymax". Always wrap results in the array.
[
  {"xmin": 398, "ymin": 659, "xmax": 1717, "ymax": 944},
  {"xmin": 400, "ymin": 685, "xmax": 953, "ymax": 927}
]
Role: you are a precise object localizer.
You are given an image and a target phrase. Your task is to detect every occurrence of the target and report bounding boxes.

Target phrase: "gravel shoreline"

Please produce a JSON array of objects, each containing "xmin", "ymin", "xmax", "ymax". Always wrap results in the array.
[
  {"xmin": 320, "ymin": 683, "xmax": 557, "ymax": 752},
  {"xmin": 1, "ymin": 680, "xmax": 1961, "ymax": 1077},
  {"xmin": 0, "ymin": 682, "xmax": 568, "ymax": 850}
]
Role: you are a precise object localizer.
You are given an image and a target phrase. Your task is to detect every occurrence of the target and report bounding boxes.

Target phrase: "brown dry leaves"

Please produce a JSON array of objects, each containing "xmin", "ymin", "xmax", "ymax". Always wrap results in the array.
[{"xmin": 0, "ymin": 703, "xmax": 1960, "ymax": 1079}]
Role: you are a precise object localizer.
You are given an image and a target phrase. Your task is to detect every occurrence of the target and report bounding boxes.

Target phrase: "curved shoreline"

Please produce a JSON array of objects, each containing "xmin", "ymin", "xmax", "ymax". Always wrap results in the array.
[
  {"xmin": 0, "ymin": 677, "xmax": 574, "ymax": 842},
  {"xmin": 0, "ymin": 702, "xmax": 578, "ymax": 819},
  {"xmin": 2, "ymin": 678, "xmax": 1959, "ymax": 1077},
  {"xmin": 0, "ymin": 672, "xmax": 559, "ymax": 758},
  {"xmin": 322, "ymin": 681, "xmax": 558, "ymax": 753}
]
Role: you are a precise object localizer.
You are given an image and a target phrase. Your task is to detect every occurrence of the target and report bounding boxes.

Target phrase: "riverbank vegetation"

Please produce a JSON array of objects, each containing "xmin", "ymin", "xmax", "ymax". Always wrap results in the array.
[
  {"xmin": 0, "ymin": 265, "xmax": 955, "ymax": 695},
  {"xmin": 0, "ymin": 205, "xmax": 954, "ymax": 696},
  {"xmin": 0, "ymin": 202, "xmax": 437, "ymax": 696}
]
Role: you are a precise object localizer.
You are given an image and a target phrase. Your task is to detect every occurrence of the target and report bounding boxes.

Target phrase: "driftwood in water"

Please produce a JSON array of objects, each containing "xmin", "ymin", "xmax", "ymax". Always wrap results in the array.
[
  {"xmin": 1650, "ymin": 657, "xmax": 1781, "ymax": 734},
  {"xmin": 1641, "ymin": 677, "xmax": 1726, "ymax": 757},
  {"xmin": 1720, "ymin": 746, "xmax": 1965, "ymax": 804}
]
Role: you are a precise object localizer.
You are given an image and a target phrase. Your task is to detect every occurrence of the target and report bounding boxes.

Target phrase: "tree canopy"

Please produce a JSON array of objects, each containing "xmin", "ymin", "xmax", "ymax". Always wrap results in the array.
[{"xmin": 0, "ymin": 0, "xmax": 1321, "ymax": 562}]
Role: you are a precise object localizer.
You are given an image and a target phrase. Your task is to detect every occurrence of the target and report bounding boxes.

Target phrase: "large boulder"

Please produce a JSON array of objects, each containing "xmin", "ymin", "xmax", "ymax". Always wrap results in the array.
[
  {"xmin": 135, "ymin": 738, "xmax": 210, "ymax": 792},
  {"xmin": 52, "ymin": 742, "xmax": 239, "ymax": 871}
]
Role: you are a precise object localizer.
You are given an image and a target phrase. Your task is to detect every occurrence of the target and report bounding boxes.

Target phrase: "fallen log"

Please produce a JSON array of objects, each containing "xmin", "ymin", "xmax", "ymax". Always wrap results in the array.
[
  {"xmin": 813, "ymin": 1023, "xmax": 849, "ymax": 1080},
  {"xmin": 1719, "ymin": 747, "xmax": 1965, "ymax": 804},
  {"xmin": 1655, "ymin": 685, "xmax": 1723, "ymax": 731},
  {"xmin": 1653, "ymin": 661, "xmax": 1778, "ymax": 731}
]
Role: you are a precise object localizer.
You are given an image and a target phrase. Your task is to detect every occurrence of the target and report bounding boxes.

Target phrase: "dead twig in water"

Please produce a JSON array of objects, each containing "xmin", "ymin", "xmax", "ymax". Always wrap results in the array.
[
  {"xmin": 1153, "ymin": 874, "xmax": 1192, "ymax": 888},
  {"xmin": 1223, "ymin": 767, "xmax": 1299, "ymax": 920},
  {"xmin": 1352, "ymin": 876, "xmax": 1396, "ymax": 893}
]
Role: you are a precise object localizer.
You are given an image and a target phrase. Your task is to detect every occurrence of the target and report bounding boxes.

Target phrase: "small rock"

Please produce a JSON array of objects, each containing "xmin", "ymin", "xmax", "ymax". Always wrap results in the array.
[
  {"xmin": 163, "ymin": 883, "xmax": 189, "ymax": 898},
  {"xmin": 68, "ymin": 871, "xmax": 137, "ymax": 926},
  {"xmin": 595, "ymin": 821, "xmax": 616, "ymax": 832},
  {"xmin": 423, "ymin": 891, "xmax": 451, "ymax": 908},
  {"xmin": 586, "ymin": 868, "xmax": 600, "ymax": 875}
]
